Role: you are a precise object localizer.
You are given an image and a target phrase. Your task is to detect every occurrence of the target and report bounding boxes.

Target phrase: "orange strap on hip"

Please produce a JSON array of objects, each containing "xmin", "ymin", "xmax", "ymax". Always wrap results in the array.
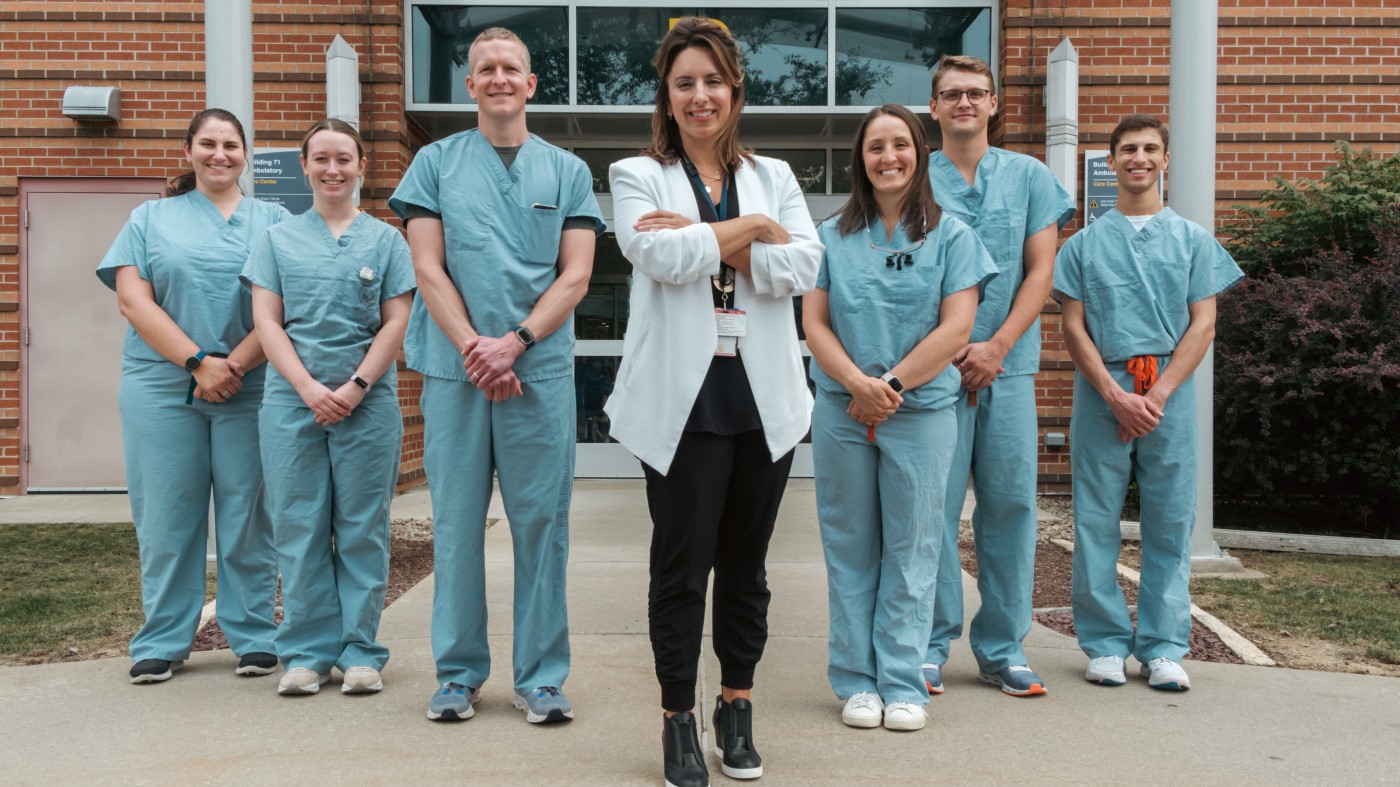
[{"xmin": 1126, "ymin": 354, "xmax": 1159, "ymax": 396}]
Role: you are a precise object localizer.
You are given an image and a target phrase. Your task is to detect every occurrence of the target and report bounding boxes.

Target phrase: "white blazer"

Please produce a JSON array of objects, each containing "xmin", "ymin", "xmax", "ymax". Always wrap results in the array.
[{"xmin": 605, "ymin": 154, "xmax": 824, "ymax": 475}]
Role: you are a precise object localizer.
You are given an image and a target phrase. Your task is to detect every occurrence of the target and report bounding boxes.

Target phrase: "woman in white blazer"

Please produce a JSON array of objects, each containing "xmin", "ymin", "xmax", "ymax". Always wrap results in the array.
[{"xmin": 606, "ymin": 17, "xmax": 822, "ymax": 787}]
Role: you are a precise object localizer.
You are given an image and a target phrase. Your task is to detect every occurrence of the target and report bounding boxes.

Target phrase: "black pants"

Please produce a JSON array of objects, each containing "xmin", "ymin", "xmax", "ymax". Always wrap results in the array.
[{"xmin": 643, "ymin": 429, "xmax": 795, "ymax": 712}]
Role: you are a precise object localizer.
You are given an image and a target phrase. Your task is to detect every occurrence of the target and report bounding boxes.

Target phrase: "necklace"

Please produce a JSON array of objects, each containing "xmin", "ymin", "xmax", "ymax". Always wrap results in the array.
[{"xmin": 698, "ymin": 170, "xmax": 724, "ymax": 194}]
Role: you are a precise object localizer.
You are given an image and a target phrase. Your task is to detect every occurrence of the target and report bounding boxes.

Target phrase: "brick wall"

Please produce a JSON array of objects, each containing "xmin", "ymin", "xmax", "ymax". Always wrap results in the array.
[
  {"xmin": 999, "ymin": 0, "xmax": 1400, "ymax": 493},
  {"xmin": 0, "ymin": 1, "xmax": 421, "ymax": 493}
]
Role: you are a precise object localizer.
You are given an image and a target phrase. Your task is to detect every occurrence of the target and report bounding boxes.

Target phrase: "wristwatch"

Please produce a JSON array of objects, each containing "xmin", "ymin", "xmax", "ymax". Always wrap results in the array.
[
  {"xmin": 881, "ymin": 371, "xmax": 904, "ymax": 393},
  {"xmin": 184, "ymin": 350, "xmax": 207, "ymax": 371},
  {"xmin": 513, "ymin": 324, "xmax": 536, "ymax": 349}
]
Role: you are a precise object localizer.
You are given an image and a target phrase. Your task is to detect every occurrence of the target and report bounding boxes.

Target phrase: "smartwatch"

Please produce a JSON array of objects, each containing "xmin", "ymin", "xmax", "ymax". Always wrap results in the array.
[
  {"xmin": 880, "ymin": 371, "xmax": 904, "ymax": 393},
  {"xmin": 350, "ymin": 374, "xmax": 371, "ymax": 392},
  {"xmin": 513, "ymin": 324, "xmax": 536, "ymax": 349},
  {"xmin": 184, "ymin": 350, "xmax": 207, "ymax": 371}
]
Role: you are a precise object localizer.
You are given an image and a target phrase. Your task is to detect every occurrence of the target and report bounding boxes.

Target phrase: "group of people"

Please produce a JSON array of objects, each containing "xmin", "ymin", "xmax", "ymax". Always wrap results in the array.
[{"xmin": 100, "ymin": 17, "xmax": 1242, "ymax": 787}]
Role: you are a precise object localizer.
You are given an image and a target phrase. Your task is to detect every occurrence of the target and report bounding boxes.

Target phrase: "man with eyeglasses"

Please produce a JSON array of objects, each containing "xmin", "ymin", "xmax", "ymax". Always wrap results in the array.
[{"xmin": 922, "ymin": 54, "xmax": 1075, "ymax": 698}]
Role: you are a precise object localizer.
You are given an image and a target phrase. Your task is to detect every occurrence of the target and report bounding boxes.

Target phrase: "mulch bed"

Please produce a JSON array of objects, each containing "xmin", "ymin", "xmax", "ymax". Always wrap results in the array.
[
  {"xmin": 192, "ymin": 521, "xmax": 438, "ymax": 652},
  {"xmin": 958, "ymin": 537, "xmax": 1243, "ymax": 664}
]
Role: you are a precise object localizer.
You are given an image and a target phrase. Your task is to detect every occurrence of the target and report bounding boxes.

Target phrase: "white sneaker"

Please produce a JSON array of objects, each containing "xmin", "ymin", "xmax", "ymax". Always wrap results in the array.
[
  {"xmin": 840, "ymin": 691, "xmax": 883, "ymax": 728},
  {"xmin": 1084, "ymin": 656, "xmax": 1127, "ymax": 686},
  {"xmin": 1139, "ymin": 657, "xmax": 1191, "ymax": 691},
  {"xmin": 882, "ymin": 701, "xmax": 927, "ymax": 731},
  {"xmin": 341, "ymin": 666, "xmax": 383, "ymax": 694},
  {"xmin": 278, "ymin": 667, "xmax": 329, "ymax": 695}
]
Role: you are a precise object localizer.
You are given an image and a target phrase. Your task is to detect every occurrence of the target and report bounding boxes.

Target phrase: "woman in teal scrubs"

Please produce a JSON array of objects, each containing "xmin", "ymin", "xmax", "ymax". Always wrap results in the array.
[
  {"xmin": 804, "ymin": 105, "xmax": 995, "ymax": 732},
  {"xmin": 243, "ymin": 119, "xmax": 415, "ymax": 696},
  {"xmin": 98, "ymin": 108, "xmax": 289, "ymax": 684}
]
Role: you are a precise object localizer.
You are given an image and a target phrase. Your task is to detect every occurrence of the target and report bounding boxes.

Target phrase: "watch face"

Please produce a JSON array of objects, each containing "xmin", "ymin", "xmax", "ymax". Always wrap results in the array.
[{"xmin": 185, "ymin": 356, "xmax": 202, "ymax": 371}]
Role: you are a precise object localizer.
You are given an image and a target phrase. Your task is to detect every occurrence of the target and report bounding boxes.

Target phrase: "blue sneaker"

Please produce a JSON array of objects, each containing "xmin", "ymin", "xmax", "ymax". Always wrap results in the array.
[
  {"xmin": 978, "ymin": 665, "xmax": 1047, "ymax": 697},
  {"xmin": 513, "ymin": 686, "xmax": 575, "ymax": 724},
  {"xmin": 427, "ymin": 683, "xmax": 480, "ymax": 721},
  {"xmin": 921, "ymin": 663, "xmax": 944, "ymax": 695}
]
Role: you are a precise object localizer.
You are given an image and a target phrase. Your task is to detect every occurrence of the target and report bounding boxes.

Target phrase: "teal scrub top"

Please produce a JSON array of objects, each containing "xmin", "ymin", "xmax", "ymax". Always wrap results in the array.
[
  {"xmin": 97, "ymin": 191, "xmax": 291, "ymax": 381},
  {"xmin": 241, "ymin": 210, "xmax": 416, "ymax": 407},
  {"xmin": 929, "ymin": 147, "xmax": 1076, "ymax": 376},
  {"xmin": 1052, "ymin": 207, "xmax": 1245, "ymax": 362},
  {"xmin": 389, "ymin": 130, "xmax": 605, "ymax": 383},
  {"xmin": 812, "ymin": 214, "xmax": 998, "ymax": 411}
]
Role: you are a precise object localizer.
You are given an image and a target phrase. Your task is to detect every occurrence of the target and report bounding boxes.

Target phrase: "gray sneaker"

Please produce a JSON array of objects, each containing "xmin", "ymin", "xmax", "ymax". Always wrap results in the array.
[
  {"xmin": 427, "ymin": 682, "xmax": 481, "ymax": 721},
  {"xmin": 513, "ymin": 686, "xmax": 574, "ymax": 724}
]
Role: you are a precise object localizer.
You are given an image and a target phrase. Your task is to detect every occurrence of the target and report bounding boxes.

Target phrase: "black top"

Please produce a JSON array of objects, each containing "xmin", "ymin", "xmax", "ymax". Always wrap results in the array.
[{"xmin": 682, "ymin": 167, "xmax": 762, "ymax": 435}]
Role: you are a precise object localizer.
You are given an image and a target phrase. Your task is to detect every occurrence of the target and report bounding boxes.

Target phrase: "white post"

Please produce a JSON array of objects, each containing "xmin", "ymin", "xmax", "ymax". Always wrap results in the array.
[
  {"xmin": 1045, "ymin": 38, "xmax": 1079, "ymax": 196},
  {"xmin": 326, "ymin": 35, "xmax": 361, "ymax": 130},
  {"xmin": 204, "ymin": 0, "xmax": 255, "ymax": 565},
  {"xmin": 1170, "ymin": 0, "xmax": 1243, "ymax": 573},
  {"xmin": 205, "ymin": 0, "xmax": 255, "ymax": 197}
]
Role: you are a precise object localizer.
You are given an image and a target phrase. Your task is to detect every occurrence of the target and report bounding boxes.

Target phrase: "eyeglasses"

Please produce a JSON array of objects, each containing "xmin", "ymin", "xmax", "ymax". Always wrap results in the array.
[
  {"xmin": 868, "ymin": 238, "xmax": 925, "ymax": 271},
  {"xmin": 936, "ymin": 88, "xmax": 991, "ymax": 105}
]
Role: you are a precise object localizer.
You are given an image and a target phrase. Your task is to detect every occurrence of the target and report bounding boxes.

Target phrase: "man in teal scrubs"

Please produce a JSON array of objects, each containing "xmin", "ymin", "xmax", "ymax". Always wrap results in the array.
[
  {"xmin": 1054, "ymin": 115, "xmax": 1243, "ymax": 692},
  {"xmin": 390, "ymin": 27, "xmax": 604, "ymax": 723},
  {"xmin": 924, "ymin": 55, "xmax": 1075, "ymax": 696}
]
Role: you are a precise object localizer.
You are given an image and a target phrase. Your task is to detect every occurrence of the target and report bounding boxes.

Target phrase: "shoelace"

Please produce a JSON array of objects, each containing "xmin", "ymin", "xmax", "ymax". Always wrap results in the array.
[
  {"xmin": 536, "ymin": 686, "xmax": 561, "ymax": 698},
  {"xmin": 850, "ymin": 692, "xmax": 881, "ymax": 712},
  {"xmin": 442, "ymin": 682, "xmax": 466, "ymax": 694}
]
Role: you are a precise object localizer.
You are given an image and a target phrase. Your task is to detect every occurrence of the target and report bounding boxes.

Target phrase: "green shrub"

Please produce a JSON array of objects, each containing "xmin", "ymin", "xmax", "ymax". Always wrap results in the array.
[{"xmin": 1223, "ymin": 142, "xmax": 1400, "ymax": 278}]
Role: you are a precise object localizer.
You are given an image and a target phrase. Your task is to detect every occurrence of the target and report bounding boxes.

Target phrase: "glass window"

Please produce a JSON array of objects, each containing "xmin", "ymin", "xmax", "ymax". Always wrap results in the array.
[
  {"xmin": 831, "ymin": 148, "xmax": 853, "ymax": 193},
  {"xmin": 575, "ymin": 356, "xmax": 620, "ymax": 442},
  {"xmin": 575, "ymin": 234, "xmax": 632, "ymax": 340},
  {"xmin": 835, "ymin": 8, "xmax": 991, "ymax": 106},
  {"xmin": 576, "ymin": 8, "xmax": 828, "ymax": 107},
  {"xmin": 761, "ymin": 149, "xmax": 828, "ymax": 194},
  {"xmin": 412, "ymin": 5, "xmax": 570, "ymax": 105},
  {"xmin": 574, "ymin": 148, "xmax": 642, "ymax": 194}
]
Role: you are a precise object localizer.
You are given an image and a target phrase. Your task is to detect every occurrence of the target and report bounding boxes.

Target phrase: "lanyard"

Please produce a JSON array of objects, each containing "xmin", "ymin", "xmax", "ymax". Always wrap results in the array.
[{"xmin": 680, "ymin": 154, "xmax": 735, "ymax": 307}]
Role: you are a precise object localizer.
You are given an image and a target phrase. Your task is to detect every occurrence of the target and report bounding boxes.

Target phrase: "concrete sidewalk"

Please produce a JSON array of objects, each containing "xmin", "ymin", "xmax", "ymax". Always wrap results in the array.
[{"xmin": 1, "ymin": 480, "xmax": 1397, "ymax": 785}]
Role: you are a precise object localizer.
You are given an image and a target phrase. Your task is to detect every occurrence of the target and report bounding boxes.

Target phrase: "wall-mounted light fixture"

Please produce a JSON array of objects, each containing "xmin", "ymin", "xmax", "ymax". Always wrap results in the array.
[{"xmin": 61, "ymin": 86, "xmax": 122, "ymax": 121}]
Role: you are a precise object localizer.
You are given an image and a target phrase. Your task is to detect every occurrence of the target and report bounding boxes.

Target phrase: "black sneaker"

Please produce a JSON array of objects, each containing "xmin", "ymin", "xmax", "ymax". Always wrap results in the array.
[
  {"xmin": 129, "ymin": 658, "xmax": 183, "ymax": 684},
  {"xmin": 712, "ymin": 696, "xmax": 763, "ymax": 779},
  {"xmin": 235, "ymin": 651, "xmax": 278, "ymax": 676},
  {"xmin": 662, "ymin": 711, "xmax": 709, "ymax": 787}
]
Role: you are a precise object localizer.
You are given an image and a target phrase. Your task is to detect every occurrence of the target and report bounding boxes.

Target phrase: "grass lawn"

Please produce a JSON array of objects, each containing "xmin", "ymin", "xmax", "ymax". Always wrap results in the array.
[
  {"xmin": 1190, "ymin": 550, "xmax": 1400, "ymax": 673},
  {"xmin": 0, "ymin": 523, "xmax": 212, "ymax": 665}
]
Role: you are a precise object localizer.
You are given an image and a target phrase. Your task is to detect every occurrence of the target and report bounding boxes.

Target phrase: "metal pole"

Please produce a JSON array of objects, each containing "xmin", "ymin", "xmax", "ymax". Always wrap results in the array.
[
  {"xmin": 203, "ymin": 0, "xmax": 255, "ymax": 565},
  {"xmin": 1045, "ymin": 38, "xmax": 1079, "ymax": 196},
  {"xmin": 205, "ymin": 0, "xmax": 255, "ymax": 197},
  {"xmin": 1170, "ymin": 0, "xmax": 1242, "ymax": 572}
]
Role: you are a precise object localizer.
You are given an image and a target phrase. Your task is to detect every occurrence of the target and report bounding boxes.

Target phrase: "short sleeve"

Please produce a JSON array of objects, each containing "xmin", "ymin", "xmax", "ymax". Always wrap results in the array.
[
  {"xmin": 1187, "ymin": 234, "xmax": 1245, "ymax": 304},
  {"xmin": 389, "ymin": 145, "xmax": 443, "ymax": 221},
  {"xmin": 939, "ymin": 218, "xmax": 998, "ymax": 301},
  {"xmin": 561, "ymin": 155, "xmax": 606, "ymax": 235},
  {"xmin": 239, "ymin": 228, "xmax": 282, "ymax": 296},
  {"xmin": 1052, "ymin": 233, "xmax": 1084, "ymax": 303},
  {"xmin": 96, "ymin": 200, "xmax": 154, "ymax": 291},
  {"xmin": 1025, "ymin": 161, "xmax": 1077, "ymax": 237},
  {"xmin": 815, "ymin": 222, "xmax": 836, "ymax": 290},
  {"xmin": 381, "ymin": 228, "xmax": 417, "ymax": 302}
]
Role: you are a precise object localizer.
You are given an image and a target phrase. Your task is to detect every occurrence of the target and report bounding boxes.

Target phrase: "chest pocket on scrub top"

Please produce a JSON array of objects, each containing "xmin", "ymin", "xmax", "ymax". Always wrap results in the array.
[
  {"xmin": 353, "ymin": 269, "xmax": 383, "ymax": 325},
  {"xmin": 518, "ymin": 203, "xmax": 565, "ymax": 265}
]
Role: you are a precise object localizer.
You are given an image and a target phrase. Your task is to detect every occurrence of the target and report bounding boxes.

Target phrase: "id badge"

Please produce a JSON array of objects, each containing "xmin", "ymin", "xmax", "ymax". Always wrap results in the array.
[{"xmin": 715, "ymin": 309, "xmax": 746, "ymax": 356}]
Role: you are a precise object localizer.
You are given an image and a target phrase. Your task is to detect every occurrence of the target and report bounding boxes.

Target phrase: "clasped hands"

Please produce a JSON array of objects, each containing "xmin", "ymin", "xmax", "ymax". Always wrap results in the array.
[
  {"xmin": 1110, "ymin": 389, "xmax": 1167, "ymax": 443},
  {"xmin": 847, "ymin": 375, "xmax": 903, "ymax": 427},
  {"xmin": 463, "ymin": 334, "xmax": 525, "ymax": 402},
  {"xmin": 192, "ymin": 356, "xmax": 244, "ymax": 405}
]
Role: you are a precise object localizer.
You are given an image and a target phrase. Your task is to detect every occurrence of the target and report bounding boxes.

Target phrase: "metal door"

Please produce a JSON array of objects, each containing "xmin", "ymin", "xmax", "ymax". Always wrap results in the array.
[{"xmin": 21, "ymin": 180, "xmax": 165, "ymax": 490}]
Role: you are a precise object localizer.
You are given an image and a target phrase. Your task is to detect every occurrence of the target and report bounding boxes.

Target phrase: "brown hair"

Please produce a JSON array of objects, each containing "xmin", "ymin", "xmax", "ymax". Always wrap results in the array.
[
  {"xmin": 833, "ymin": 105, "xmax": 940, "ymax": 241},
  {"xmin": 1110, "ymin": 114, "xmax": 1170, "ymax": 154},
  {"xmin": 467, "ymin": 27, "xmax": 531, "ymax": 73},
  {"xmin": 168, "ymin": 108, "xmax": 247, "ymax": 197},
  {"xmin": 644, "ymin": 16, "xmax": 752, "ymax": 169},
  {"xmin": 930, "ymin": 54, "xmax": 997, "ymax": 97},
  {"xmin": 300, "ymin": 118, "xmax": 365, "ymax": 160}
]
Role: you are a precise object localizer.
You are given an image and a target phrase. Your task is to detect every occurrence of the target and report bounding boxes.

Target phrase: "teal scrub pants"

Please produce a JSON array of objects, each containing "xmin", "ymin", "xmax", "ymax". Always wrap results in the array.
[
  {"xmin": 927, "ymin": 373, "xmax": 1038, "ymax": 672},
  {"xmin": 259, "ymin": 401, "xmax": 401, "ymax": 674},
  {"xmin": 422, "ymin": 374, "xmax": 573, "ymax": 693},
  {"xmin": 814, "ymin": 392, "xmax": 954, "ymax": 704},
  {"xmin": 119, "ymin": 367, "xmax": 278, "ymax": 662},
  {"xmin": 1069, "ymin": 360, "xmax": 1196, "ymax": 662}
]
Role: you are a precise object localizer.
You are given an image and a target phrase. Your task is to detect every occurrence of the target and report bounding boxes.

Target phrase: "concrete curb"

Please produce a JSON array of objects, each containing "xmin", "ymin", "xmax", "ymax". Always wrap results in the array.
[{"xmin": 1048, "ymin": 538, "xmax": 1277, "ymax": 667}]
